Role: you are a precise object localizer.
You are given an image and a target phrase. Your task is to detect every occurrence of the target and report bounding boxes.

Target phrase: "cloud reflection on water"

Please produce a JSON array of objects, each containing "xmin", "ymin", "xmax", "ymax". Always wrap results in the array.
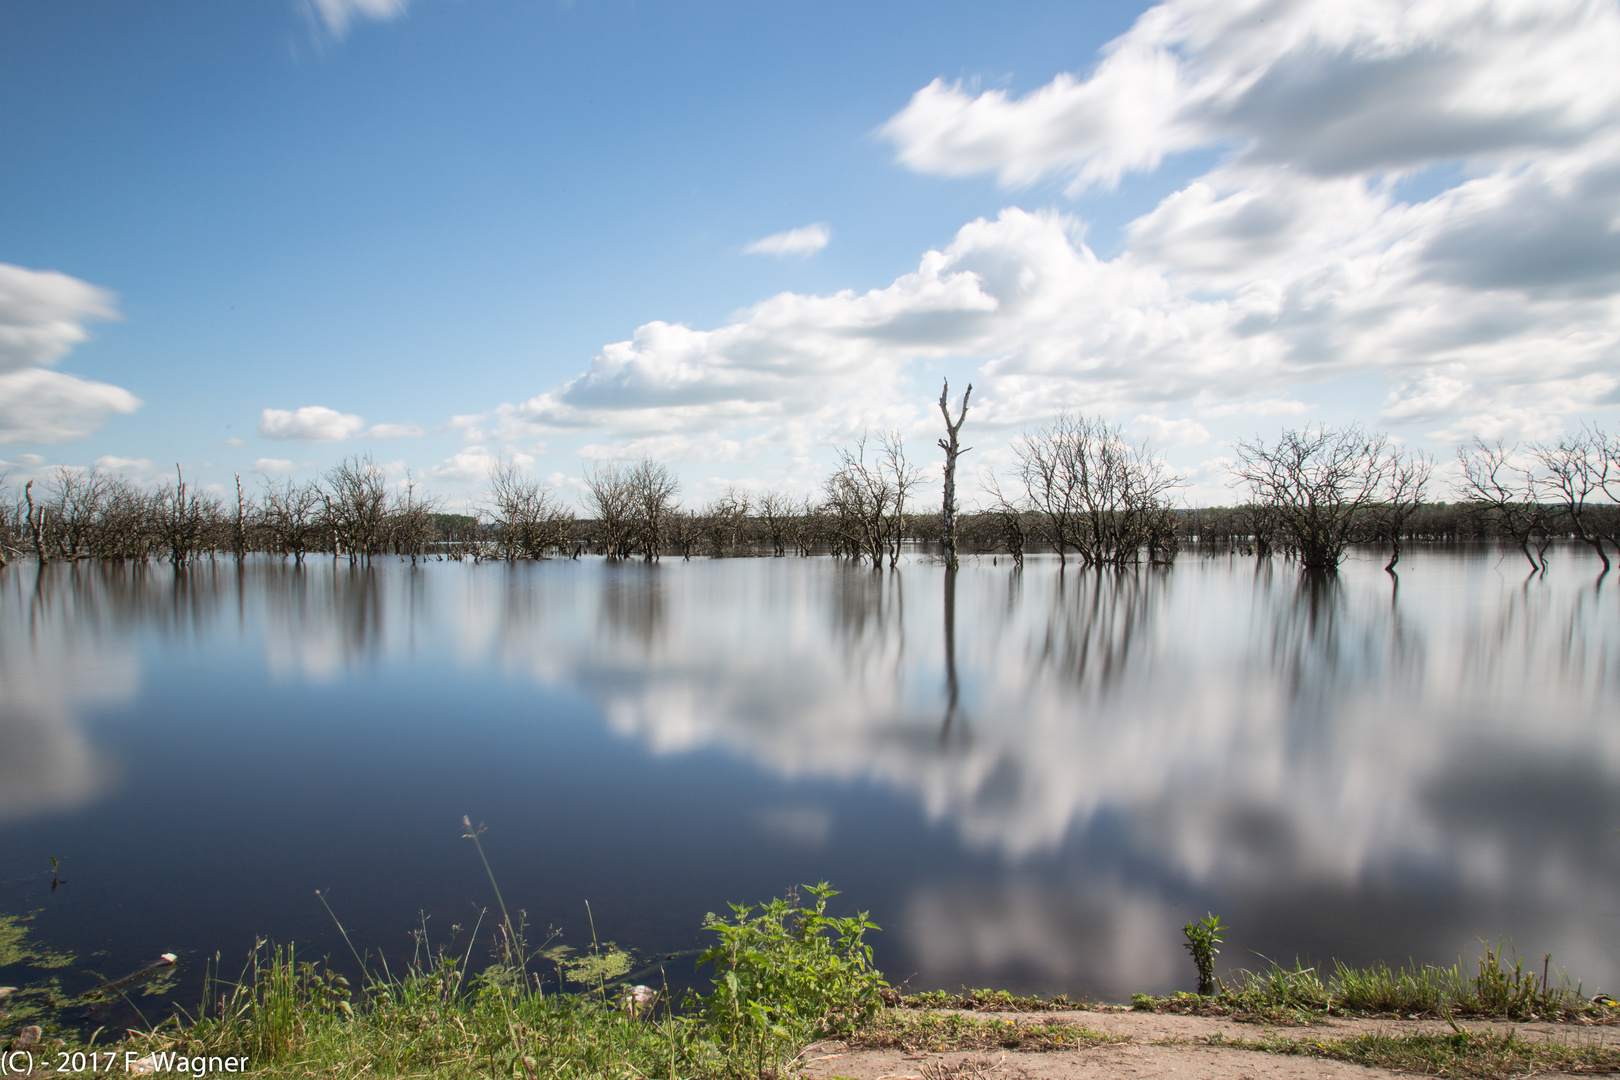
[{"xmin": 3, "ymin": 552, "xmax": 1617, "ymax": 995}]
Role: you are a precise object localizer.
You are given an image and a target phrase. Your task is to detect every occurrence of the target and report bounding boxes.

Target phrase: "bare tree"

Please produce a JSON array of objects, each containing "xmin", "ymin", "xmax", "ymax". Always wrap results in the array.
[
  {"xmin": 702, "ymin": 486, "xmax": 751, "ymax": 557},
  {"xmin": 758, "ymin": 490, "xmax": 792, "ymax": 557},
  {"xmin": 937, "ymin": 380, "xmax": 972, "ymax": 570},
  {"xmin": 24, "ymin": 479, "xmax": 47, "ymax": 563},
  {"xmin": 982, "ymin": 471, "xmax": 1026, "ymax": 568},
  {"xmin": 1455, "ymin": 438, "xmax": 1553, "ymax": 572},
  {"xmin": 262, "ymin": 479, "xmax": 323, "ymax": 563},
  {"xmin": 1532, "ymin": 429, "xmax": 1611, "ymax": 573},
  {"xmin": 1009, "ymin": 413, "xmax": 1179, "ymax": 567},
  {"xmin": 158, "ymin": 465, "xmax": 218, "ymax": 567},
  {"xmin": 627, "ymin": 457, "xmax": 680, "ymax": 561},
  {"xmin": 586, "ymin": 463, "xmax": 637, "ymax": 559},
  {"xmin": 486, "ymin": 457, "xmax": 571, "ymax": 560},
  {"xmin": 1374, "ymin": 449, "xmax": 1434, "ymax": 572},
  {"xmin": 322, "ymin": 453, "xmax": 391, "ymax": 563},
  {"xmin": 47, "ymin": 467, "xmax": 112, "ymax": 559},
  {"xmin": 391, "ymin": 471, "xmax": 440, "ymax": 562},
  {"xmin": 231, "ymin": 473, "xmax": 250, "ymax": 562},
  {"xmin": 1230, "ymin": 425, "xmax": 1391, "ymax": 573},
  {"xmin": 824, "ymin": 431, "xmax": 917, "ymax": 567}
]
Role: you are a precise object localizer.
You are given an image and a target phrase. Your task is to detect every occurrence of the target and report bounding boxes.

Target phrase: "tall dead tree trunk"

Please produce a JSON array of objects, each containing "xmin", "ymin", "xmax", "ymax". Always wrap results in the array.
[
  {"xmin": 937, "ymin": 380, "xmax": 972, "ymax": 571},
  {"xmin": 24, "ymin": 479, "xmax": 47, "ymax": 564}
]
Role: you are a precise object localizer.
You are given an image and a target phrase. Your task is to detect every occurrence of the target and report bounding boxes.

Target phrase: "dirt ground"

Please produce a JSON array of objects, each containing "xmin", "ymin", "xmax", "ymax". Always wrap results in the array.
[{"xmin": 796, "ymin": 1009, "xmax": 1620, "ymax": 1080}]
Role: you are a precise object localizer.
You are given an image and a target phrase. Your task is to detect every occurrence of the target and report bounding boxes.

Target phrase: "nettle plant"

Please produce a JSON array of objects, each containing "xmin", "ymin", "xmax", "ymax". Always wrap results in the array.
[
  {"xmin": 1183, "ymin": 914, "xmax": 1225, "ymax": 996},
  {"xmin": 697, "ymin": 883, "xmax": 886, "ymax": 1069}
]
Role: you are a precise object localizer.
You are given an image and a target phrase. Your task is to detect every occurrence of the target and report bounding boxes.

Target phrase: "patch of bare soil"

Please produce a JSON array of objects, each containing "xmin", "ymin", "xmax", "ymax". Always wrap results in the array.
[{"xmin": 798, "ymin": 1009, "xmax": 1620, "ymax": 1080}]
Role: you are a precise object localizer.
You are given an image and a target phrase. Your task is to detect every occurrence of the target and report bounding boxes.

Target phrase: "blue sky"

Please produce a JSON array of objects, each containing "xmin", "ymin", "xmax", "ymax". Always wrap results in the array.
[{"xmin": 3, "ymin": 0, "xmax": 1619, "ymax": 508}]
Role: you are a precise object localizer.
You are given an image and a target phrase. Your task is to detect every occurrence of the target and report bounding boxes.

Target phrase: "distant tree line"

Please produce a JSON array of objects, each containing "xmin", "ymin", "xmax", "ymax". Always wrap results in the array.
[{"xmin": 2, "ymin": 420, "xmax": 1618, "ymax": 575}]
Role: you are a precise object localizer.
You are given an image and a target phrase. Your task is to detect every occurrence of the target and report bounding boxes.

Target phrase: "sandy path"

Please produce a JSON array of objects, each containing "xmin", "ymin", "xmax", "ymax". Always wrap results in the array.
[{"xmin": 797, "ymin": 1009, "xmax": 1620, "ymax": 1080}]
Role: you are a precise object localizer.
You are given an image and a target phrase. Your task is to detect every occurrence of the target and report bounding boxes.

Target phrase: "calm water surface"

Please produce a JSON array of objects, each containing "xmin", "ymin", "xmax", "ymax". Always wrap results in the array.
[{"xmin": 3, "ymin": 548, "xmax": 1618, "ymax": 1011}]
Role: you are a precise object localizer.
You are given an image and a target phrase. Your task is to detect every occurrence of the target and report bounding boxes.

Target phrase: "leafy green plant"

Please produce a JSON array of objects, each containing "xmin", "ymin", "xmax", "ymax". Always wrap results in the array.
[
  {"xmin": 1182, "ymin": 913, "xmax": 1224, "ymax": 995},
  {"xmin": 697, "ymin": 882, "xmax": 886, "ymax": 1074}
]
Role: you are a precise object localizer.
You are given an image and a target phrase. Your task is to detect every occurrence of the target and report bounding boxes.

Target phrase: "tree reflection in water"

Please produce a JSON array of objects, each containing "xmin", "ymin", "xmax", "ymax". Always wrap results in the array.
[{"xmin": 3, "ymin": 549, "xmax": 1618, "ymax": 1000}]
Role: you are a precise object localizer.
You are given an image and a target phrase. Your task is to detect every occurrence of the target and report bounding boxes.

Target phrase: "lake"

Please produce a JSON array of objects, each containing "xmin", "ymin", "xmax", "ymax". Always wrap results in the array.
[{"xmin": 2, "ymin": 546, "xmax": 1618, "ymax": 1019}]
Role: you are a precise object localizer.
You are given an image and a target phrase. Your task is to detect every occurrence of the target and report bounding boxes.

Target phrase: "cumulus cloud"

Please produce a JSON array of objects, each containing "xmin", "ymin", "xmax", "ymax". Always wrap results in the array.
[
  {"xmin": 362, "ymin": 422, "xmax": 424, "ymax": 439},
  {"xmin": 0, "ymin": 264, "xmax": 118, "ymax": 372},
  {"xmin": 461, "ymin": 0, "xmax": 1620, "ymax": 461},
  {"xmin": 252, "ymin": 458, "xmax": 298, "ymax": 475},
  {"xmin": 259, "ymin": 406, "xmax": 367, "ymax": 443},
  {"xmin": 880, "ymin": 0, "xmax": 1620, "ymax": 192},
  {"xmin": 0, "ymin": 368, "xmax": 141, "ymax": 446},
  {"xmin": 304, "ymin": 0, "xmax": 408, "ymax": 39},
  {"xmin": 0, "ymin": 263, "xmax": 139, "ymax": 445},
  {"xmin": 428, "ymin": 445, "xmax": 535, "ymax": 485},
  {"xmin": 743, "ymin": 223, "xmax": 831, "ymax": 257},
  {"xmin": 1129, "ymin": 414, "xmax": 1210, "ymax": 447}
]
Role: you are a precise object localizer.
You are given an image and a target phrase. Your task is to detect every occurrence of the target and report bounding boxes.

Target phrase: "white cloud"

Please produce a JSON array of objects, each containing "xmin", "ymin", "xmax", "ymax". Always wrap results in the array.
[
  {"xmin": 304, "ymin": 0, "xmax": 408, "ymax": 39},
  {"xmin": 1199, "ymin": 397, "xmax": 1315, "ymax": 418},
  {"xmin": 0, "ymin": 368, "xmax": 141, "ymax": 446},
  {"xmin": 458, "ymin": 0, "xmax": 1620, "ymax": 467},
  {"xmin": 743, "ymin": 223, "xmax": 831, "ymax": 257},
  {"xmin": 0, "ymin": 263, "xmax": 118, "ymax": 373},
  {"xmin": 0, "ymin": 264, "xmax": 139, "ymax": 446},
  {"xmin": 428, "ymin": 445, "xmax": 535, "ymax": 485},
  {"xmin": 1129, "ymin": 414, "xmax": 1210, "ymax": 447},
  {"xmin": 880, "ymin": 0, "xmax": 1620, "ymax": 193},
  {"xmin": 92, "ymin": 456, "xmax": 161, "ymax": 483},
  {"xmin": 258, "ymin": 406, "xmax": 367, "ymax": 443},
  {"xmin": 252, "ymin": 458, "xmax": 298, "ymax": 475},
  {"xmin": 362, "ymin": 422, "xmax": 424, "ymax": 439}
]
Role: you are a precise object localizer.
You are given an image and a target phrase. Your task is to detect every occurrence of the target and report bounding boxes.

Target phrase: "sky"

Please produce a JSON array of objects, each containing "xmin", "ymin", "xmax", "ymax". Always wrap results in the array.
[{"xmin": 2, "ymin": 0, "xmax": 1619, "ymax": 510}]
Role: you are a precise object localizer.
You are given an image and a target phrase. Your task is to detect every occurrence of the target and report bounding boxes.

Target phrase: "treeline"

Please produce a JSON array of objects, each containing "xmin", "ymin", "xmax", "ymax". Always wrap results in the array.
[{"xmin": 2, "ymin": 420, "xmax": 1618, "ymax": 573}]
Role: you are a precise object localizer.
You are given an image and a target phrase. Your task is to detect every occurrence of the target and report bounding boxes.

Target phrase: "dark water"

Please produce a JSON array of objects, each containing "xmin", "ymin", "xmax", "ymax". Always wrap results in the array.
[{"xmin": 3, "ymin": 547, "xmax": 1619, "ymax": 1017}]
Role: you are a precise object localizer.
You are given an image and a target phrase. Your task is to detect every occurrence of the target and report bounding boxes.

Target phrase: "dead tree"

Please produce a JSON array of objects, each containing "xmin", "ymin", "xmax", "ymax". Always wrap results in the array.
[
  {"xmin": 26, "ymin": 479, "xmax": 48, "ymax": 563},
  {"xmin": 824, "ymin": 432, "xmax": 917, "ymax": 567},
  {"xmin": 1009, "ymin": 413, "xmax": 1179, "ymax": 567},
  {"xmin": 937, "ymin": 380, "xmax": 972, "ymax": 570},
  {"xmin": 160, "ymin": 465, "xmax": 216, "ymax": 567},
  {"xmin": 1532, "ymin": 430, "xmax": 1611, "ymax": 573},
  {"xmin": 1455, "ymin": 438, "xmax": 1553, "ymax": 572},
  {"xmin": 758, "ymin": 490, "xmax": 792, "ymax": 557},
  {"xmin": 486, "ymin": 457, "xmax": 570, "ymax": 559},
  {"xmin": 1230, "ymin": 425, "xmax": 1391, "ymax": 573},
  {"xmin": 1376, "ymin": 449, "xmax": 1434, "ymax": 572},
  {"xmin": 627, "ymin": 457, "xmax": 680, "ymax": 562},
  {"xmin": 322, "ymin": 454, "xmax": 391, "ymax": 563},
  {"xmin": 232, "ymin": 473, "xmax": 250, "ymax": 562},
  {"xmin": 982, "ymin": 472, "xmax": 1026, "ymax": 567},
  {"xmin": 586, "ymin": 464, "xmax": 637, "ymax": 559},
  {"xmin": 702, "ymin": 486, "xmax": 751, "ymax": 556}
]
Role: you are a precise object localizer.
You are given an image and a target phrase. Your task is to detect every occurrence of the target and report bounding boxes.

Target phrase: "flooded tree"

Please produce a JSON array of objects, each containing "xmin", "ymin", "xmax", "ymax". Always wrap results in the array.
[
  {"xmin": 1532, "ymin": 429, "xmax": 1612, "ymax": 574},
  {"xmin": 1455, "ymin": 439, "xmax": 1554, "ymax": 572},
  {"xmin": 937, "ymin": 380, "xmax": 972, "ymax": 571},
  {"xmin": 322, "ymin": 454, "xmax": 391, "ymax": 563},
  {"xmin": 824, "ymin": 432, "xmax": 917, "ymax": 567},
  {"xmin": 159, "ymin": 465, "xmax": 219, "ymax": 567},
  {"xmin": 261, "ymin": 479, "xmax": 323, "ymax": 563},
  {"xmin": 1374, "ymin": 449, "xmax": 1434, "ymax": 572},
  {"xmin": 585, "ymin": 463, "xmax": 636, "ymax": 559},
  {"xmin": 1009, "ymin": 413, "xmax": 1179, "ymax": 567},
  {"xmin": 627, "ymin": 457, "xmax": 680, "ymax": 562},
  {"xmin": 486, "ymin": 457, "xmax": 571, "ymax": 560},
  {"xmin": 1230, "ymin": 426, "xmax": 1391, "ymax": 573}
]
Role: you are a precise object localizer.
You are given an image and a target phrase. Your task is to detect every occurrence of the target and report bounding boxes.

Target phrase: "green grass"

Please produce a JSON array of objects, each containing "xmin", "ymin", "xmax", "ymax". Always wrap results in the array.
[
  {"xmin": 1129, "ymin": 945, "xmax": 1616, "ymax": 1024},
  {"xmin": 847, "ymin": 1011, "xmax": 1119, "ymax": 1053},
  {"xmin": 1223, "ymin": 1028, "xmax": 1620, "ymax": 1079},
  {"xmin": 1, "ymin": 883, "xmax": 886, "ymax": 1080}
]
